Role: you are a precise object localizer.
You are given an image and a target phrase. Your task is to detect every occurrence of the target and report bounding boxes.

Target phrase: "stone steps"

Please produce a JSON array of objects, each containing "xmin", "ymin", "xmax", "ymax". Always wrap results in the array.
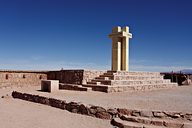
[
  {"xmin": 107, "ymin": 83, "xmax": 177, "ymax": 92},
  {"xmin": 119, "ymin": 115, "xmax": 186, "ymax": 128},
  {"xmin": 111, "ymin": 79, "xmax": 171, "ymax": 86},
  {"xmin": 59, "ymin": 83, "xmax": 92, "ymax": 91},
  {"xmin": 97, "ymin": 75, "xmax": 164, "ymax": 81},
  {"xmin": 111, "ymin": 114, "xmax": 192, "ymax": 128},
  {"xmin": 106, "ymin": 71, "xmax": 161, "ymax": 76},
  {"xmin": 113, "ymin": 75, "xmax": 164, "ymax": 81},
  {"xmin": 111, "ymin": 118, "xmax": 166, "ymax": 128},
  {"xmin": 91, "ymin": 79, "xmax": 171, "ymax": 86},
  {"xmin": 82, "ymin": 83, "xmax": 177, "ymax": 93},
  {"xmin": 83, "ymin": 71, "xmax": 178, "ymax": 93}
]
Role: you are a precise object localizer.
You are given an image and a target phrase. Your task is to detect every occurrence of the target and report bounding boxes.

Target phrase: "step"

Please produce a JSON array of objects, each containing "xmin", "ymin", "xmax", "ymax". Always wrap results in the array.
[
  {"xmin": 101, "ymin": 74, "xmax": 164, "ymax": 80},
  {"xmin": 106, "ymin": 71, "xmax": 161, "ymax": 76},
  {"xmin": 100, "ymin": 74, "xmax": 114, "ymax": 78},
  {"xmin": 59, "ymin": 83, "xmax": 92, "ymax": 91},
  {"xmin": 107, "ymin": 83, "xmax": 177, "ymax": 92},
  {"xmin": 111, "ymin": 80, "xmax": 172, "ymax": 86},
  {"xmin": 91, "ymin": 79, "xmax": 111, "ymax": 85},
  {"xmin": 87, "ymin": 81, "xmax": 101, "ymax": 85},
  {"xmin": 111, "ymin": 118, "xmax": 166, "ymax": 128},
  {"xmin": 82, "ymin": 84, "xmax": 109, "ymax": 92},
  {"xmin": 95, "ymin": 76, "xmax": 111, "ymax": 80},
  {"xmin": 92, "ymin": 79, "xmax": 172, "ymax": 86},
  {"xmin": 120, "ymin": 115, "xmax": 185, "ymax": 128},
  {"xmin": 102, "ymin": 73, "xmax": 163, "ymax": 79},
  {"xmin": 113, "ymin": 75, "xmax": 164, "ymax": 81}
]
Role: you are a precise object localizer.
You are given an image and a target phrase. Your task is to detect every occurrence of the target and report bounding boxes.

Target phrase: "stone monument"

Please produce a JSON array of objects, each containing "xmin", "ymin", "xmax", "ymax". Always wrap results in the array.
[
  {"xmin": 109, "ymin": 26, "xmax": 132, "ymax": 71},
  {"xmin": 82, "ymin": 26, "xmax": 178, "ymax": 92}
]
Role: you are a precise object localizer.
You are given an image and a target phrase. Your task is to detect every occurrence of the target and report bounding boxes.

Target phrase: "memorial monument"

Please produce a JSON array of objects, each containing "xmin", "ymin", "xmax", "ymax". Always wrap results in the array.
[
  {"xmin": 109, "ymin": 26, "xmax": 132, "ymax": 71},
  {"xmin": 82, "ymin": 26, "xmax": 178, "ymax": 92}
]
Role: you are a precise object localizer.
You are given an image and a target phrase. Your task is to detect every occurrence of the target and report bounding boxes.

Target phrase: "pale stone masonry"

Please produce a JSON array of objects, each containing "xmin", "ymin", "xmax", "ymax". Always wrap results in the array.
[
  {"xmin": 109, "ymin": 26, "xmax": 132, "ymax": 71},
  {"xmin": 83, "ymin": 70, "xmax": 178, "ymax": 92},
  {"xmin": 41, "ymin": 80, "xmax": 59, "ymax": 93}
]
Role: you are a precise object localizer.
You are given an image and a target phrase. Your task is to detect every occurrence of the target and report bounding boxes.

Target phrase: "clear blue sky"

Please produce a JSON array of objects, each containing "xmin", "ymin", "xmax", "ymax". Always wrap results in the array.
[{"xmin": 0, "ymin": 0, "xmax": 192, "ymax": 72}]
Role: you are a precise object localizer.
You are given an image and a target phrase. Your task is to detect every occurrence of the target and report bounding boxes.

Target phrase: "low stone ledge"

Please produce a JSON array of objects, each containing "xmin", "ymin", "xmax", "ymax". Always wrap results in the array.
[
  {"xmin": 12, "ymin": 91, "xmax": 192, "ymax": 122},
  {"xmin": 12, "ymin": 91, "xmax": 111, "ymax": 120},
  {"xmin": 117, "ymin": 108, "xmax": 192, "ymax": 122}
]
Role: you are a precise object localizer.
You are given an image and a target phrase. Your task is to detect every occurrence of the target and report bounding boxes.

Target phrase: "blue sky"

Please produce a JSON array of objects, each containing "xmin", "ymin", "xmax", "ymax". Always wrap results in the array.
[{"xmin": 0, "ymin": 0, "xmax": 192, "ymax": 72}]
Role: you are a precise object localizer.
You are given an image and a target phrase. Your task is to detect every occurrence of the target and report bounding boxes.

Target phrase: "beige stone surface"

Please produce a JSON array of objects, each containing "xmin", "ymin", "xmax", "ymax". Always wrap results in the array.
[
  {"xmin": 41, "ymin": 80, "xmax": 59, "ymax": 92},
  {"xmin": 109, "ymin": 26, "xmax": 132, "ymax": 71}
]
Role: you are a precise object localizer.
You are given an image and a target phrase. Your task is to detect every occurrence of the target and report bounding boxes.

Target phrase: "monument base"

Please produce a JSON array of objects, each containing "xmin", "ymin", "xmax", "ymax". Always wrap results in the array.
[{"xmin": 82, "ymin": 70, "xmax": 178, "ymax": 93}]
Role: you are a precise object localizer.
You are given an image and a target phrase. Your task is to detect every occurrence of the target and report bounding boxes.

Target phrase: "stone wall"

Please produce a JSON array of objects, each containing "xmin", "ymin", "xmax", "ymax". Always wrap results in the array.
[
  {"xmin": 47, "ymin": 70, "xmax": 84, "ymax": 85},
  {"xmin": 0, "ymin": 70, "xmax": 47, "ymax": 88},
  {"xmin": 0, "ymin": 70, "xmax": 106, "ymax": 88},
  {"xmin": 47, "ymin": 70, "xmax": 106, "ymax": 85}
]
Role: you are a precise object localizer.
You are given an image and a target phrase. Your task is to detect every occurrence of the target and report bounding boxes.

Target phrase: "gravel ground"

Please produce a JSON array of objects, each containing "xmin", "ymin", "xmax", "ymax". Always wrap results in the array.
[
  {"xmin": 1, "ymin": 85, "xmax": 192, "ymax": 128},
  {"xmin": 4, "ymin": 85, "xmax": 192, "ymax": 112},
  {"xmin": 0, "ymin": 96, "xmax": 112, "ymax": 128}
]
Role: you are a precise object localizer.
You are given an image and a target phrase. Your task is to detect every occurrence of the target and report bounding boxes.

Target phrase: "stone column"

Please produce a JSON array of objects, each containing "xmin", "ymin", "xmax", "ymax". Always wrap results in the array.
[
  {"xmin": 110, "ymin": 26, "xmax": 122, "ymax": 71},
  {"xmin": 121, "ymin": 26, "xmax": 130, "ymax": 71},
  {"xmin": 109, "ymin": 26, "xmax": 132, "ymax": 71},
  {"xmin": 112, "ymin": 39, "xmax": 121, "ymax": 71}
]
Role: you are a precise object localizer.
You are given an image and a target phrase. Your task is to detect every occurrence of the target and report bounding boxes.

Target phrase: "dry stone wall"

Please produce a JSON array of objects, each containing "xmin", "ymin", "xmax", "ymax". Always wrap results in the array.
[
  {"xmin": 12, "ymin": 91, "xmax": 192, "ymax": 122},
  {"xmin": 47, "ymin": 70, "xmax": 84, "ymax": 85},
  {"xmin": 0, "ymin": 71, "xmax": 47, "ymax": 88},
  {"xmin": 0, "ymin": 70, "xmax": 106, "ymax": 88},
  {"xmin": 48, "ymin": 70, "xmax": 106, "ymax": 85}
]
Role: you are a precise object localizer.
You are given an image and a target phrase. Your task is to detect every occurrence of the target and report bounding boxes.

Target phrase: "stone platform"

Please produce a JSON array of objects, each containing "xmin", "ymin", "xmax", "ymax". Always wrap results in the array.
[{"xmin": 83, "ymin": 71, "xmax": 178, "ymax": 92}]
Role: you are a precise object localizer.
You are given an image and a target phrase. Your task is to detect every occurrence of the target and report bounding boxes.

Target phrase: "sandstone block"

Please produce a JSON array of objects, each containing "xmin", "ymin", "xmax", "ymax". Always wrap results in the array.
[{"xmin": 41, "ymin": 80, "xmax": 59, "ymax": 92}]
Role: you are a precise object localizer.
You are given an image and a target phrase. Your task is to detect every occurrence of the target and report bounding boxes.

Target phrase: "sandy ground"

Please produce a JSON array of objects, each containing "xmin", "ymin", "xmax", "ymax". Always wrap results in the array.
[
  {"xmin": 0, "ymin": 97, "xmax": 112, "ymax": 128},
  {"xmin": 1, "ymin": 85, "xmax": 192, "ymax": 128},
  {"xmin": 3, "ymin": 85, "xmax": 192, "ymax": 112}
]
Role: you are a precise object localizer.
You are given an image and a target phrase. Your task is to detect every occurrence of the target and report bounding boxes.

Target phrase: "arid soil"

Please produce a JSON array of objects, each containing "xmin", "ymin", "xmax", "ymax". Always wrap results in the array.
[
  {"xmin": 0, "ymin": 85, "xmax": 192, "ymax": 128},
  {"xmin": 0, "ymin": 95, "xmax": 112, "ymax": 128},
  {"xmin": 10, "ymin": 85, "xmax": 192, "ymax": 112}
]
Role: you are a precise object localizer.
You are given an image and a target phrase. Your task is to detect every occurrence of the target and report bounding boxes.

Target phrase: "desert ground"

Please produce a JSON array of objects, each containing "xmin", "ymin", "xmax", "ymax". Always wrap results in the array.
[
  {"xmin": 0, "ymin": 85, "xmax": 192, "ymax": 128},
  {"xmin": 0, "ymin": 89, "xmax": 112, "ymax": 128}
]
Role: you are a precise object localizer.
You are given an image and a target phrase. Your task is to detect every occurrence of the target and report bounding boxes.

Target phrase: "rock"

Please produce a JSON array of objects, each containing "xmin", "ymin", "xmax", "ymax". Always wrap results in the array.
[
  {"xmin": 131, "ymin": 110, "xmax": 140, "ymax": 117},
  {"xmin": 90, "ymin": 106, "xmax": 106, "ymax": 113},
  {"xmin": 117, "ymin": 108, "xmax": 132, "ymax": 116},
  {"xmin": 95, "ymin": 111, "xmax": 111, "ymax": 120},
  {"xmin": 164, "ymin": 111, "xmax": 181, "ymax": 118},
  {"xmin": 12, "ymin": 91, "xmax": 22, "ymax": 98},
  {"xmin": 78, "ymin": 104, "xmax": 89, "ymax": 115},
  {"xmin": 183, "ymin": 113, "xmax": 192, "ymax": 121},
  {"xmin": 107, "ymin": 108, "xmax": 118, "ymax": 117},
  {"xmin": 153, "ymin": 111, "xmax": 166, "ymax": 118},
  {"xmin": 66, "ymin": 102, "xmax": 80, "ymax": 113},
  {"xmin": 111, "ymin": 118, "xmax": 124, "ymax": 128},
  {"xmin": 49, "ymin": 98, "xmax": 63, "ymax": 109},
  {"xmin": 89, "ymin": 108, "xmax": 97, "ymax": 115},
  {"xmin": 140, "ymin": 110, "xmax": 153, "ymax": 117},
  {"xmin": 150, "ymin": 119, "xmax": 164, "ymax": 126},
  {"xmin": 164, "ymin": 120, "xmax": 184, "ymax": 128}
]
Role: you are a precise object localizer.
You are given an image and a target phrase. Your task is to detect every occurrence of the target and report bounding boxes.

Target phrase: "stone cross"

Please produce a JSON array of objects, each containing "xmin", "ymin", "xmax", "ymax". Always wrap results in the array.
[{"xmin": 109, "ymin": 26, "xmax": 132, "ymax": 71}]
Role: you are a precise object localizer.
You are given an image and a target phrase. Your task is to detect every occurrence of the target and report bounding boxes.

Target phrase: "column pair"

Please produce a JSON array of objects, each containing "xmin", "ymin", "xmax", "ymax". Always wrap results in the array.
[{"xmin": 109, "ymin": 26, "xmax": 132, "ymax": 71}]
